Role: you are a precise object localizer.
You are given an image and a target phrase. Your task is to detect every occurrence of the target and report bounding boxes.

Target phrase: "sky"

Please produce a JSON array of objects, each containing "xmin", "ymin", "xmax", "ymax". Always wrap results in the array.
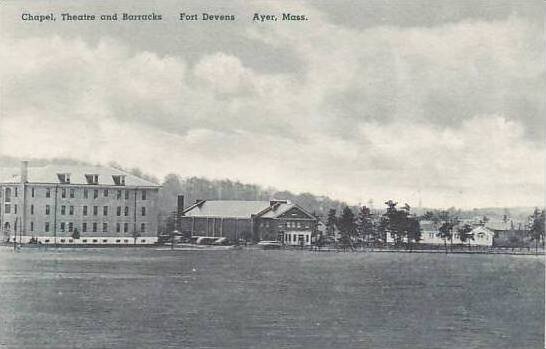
[{"xmin": 0, "ymin": 0, "xmax": 544, "ymax": 208}]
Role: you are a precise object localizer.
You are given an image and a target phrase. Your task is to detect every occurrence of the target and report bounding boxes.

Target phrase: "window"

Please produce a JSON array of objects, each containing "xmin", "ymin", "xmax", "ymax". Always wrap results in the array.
[
  {"xmin": 14, "ymin": 205, "xmax": 17, "ymax": 214},
  {"xmin": 14, "ymin": 187, "xmax": 18, "ymax": 197},
  {"xmin": 45, "ymin": 222, "xmax": 50, "ymax": 232},
  {"xmin": 124, "ymin": 190, "xmax": 129, "ymax": 200},
  {"xmin": 124, "ymin": 206, "xmax": 129, "ymax": 216},
  {"xmin": 82, "ymin": 239, "xmax": 88, "ymax": 243},
  {"xmin": 116, "ymin": 239, "xmax": 121, "ymax": 243},
  {"xmin": 68, "ymin": 222, "xmax": 73, "ymax": 233},
  {"xmin": 70, "ymin": 188, "xmax": 75, "ymax": 198},
  {"xmin": 116, "ymin": 223, "xmax": 121, "ymax": 233},
  {"xmin": 113, "ymin": 174, "xmax": 126, "ymax": 186},
  {"xmin": 45, "ymin": 188, "xmax": 51, "ymax": 198},
  {"xmin": 83, "ymin": 189, "xmax": 88, "ymax": 199},
  {"xmin": 92, "ymin": 223, "xmax": 97, "ymax": 232},
  {"xmin": 124, "ymin": 223, "xmax": 128, "ymax": 233},
  {"xmin": 93, "ymin": 206, "xmax": 98, "ymax": 216},
  {"xmin": 4, "ymin": 188, "xmax": 11, "ymax": 202},
  {"xmin": 103, "ymin": 206, "xmax": 108, "ymax": 216},
  {"xmin": 4, "ymin": 204, "xmax": 10, "ymax": 214},
  {"xmin": 306, "ymin": 235, "xmax": 309, "ymax": 242},
  {"xmin": 102, "ymin": 239, "xmax": 108, "ymax": 243},
  {"xmin": 82, "ymin": 223, "xmax": 87, "ymax": 232},
  {"xmin": 92, "ymin": 239, "xmax": 98, "ymax": 243},
  {"xmin": 30, "ymin": 222, "xmax": 34, "ymax": 232},
  {"xmin": 124, "ymin": 239, "xmax": 129, "ymax": 243},
  {"xmin": 83, "ymin": 206, "xmax": 88, "ymax": 216},
  {"xmin": 69, "ymin": 239, "xmax": 73, "ymax": 243},
  {"xmin": 60, "ymin": 222, "xmax": 65, "ymax": 232},
  {"xmin": 141, "ymin": 239, "xmax": 146, "ymax": 243},
  {"xmin": 141, "ymin": 190, "xmax": 147, "ymax": 200},
  {"xmin": 141, "ymin": 207, "xmax": 146, "ymax": 216},
  {"xmin": 140, "ymin": 223, "xmax": 146, "ymax": 233},
  {"xmin": 57, "ymin": 173, "xmax": 71, "ymax": 184},
  {"xmin": 61, "ymin": 188, "xmax": 66, "ymax": 198},
  {"xmin": 116, "ymin": 190, "xmax": 122, "ymax": 199},
  {"xmin": 45, "ymin": 205, "xmax": 50, "ymax": 215},
  {"xmin": 61, "ymin": 205, "xmax": 66, "ymax": 215},
  {"xmin": 44, "ymin": 239, "xmax": 50, "ymax": 243},
  {"xmin": 103, "ymin": 189, "xmax": 108, "ymax": 197},
  {"xmin": 30, "ymin": 204, "xmax": 34, "ymax": 215},
  {"xmin": 116, "ymin": 206, "xmax": 121, "ymax": 216},
  {"xmin": 93, "ymin": 190, "xmax": 98, "ymax": 199},
  {"xmin": 85, "ymin": 174, "xmax": 99, "ymax": 185},
  {"xmin": 69, "ymin": 206, "xmax": 74, "ymax": 215},
  {"xmin": 102, "ymin": 223, "xmax": 108, "ymax": 232},
  {"xmin": 31, "ymin": 187, "xmax": 35, "ymax": 197}
]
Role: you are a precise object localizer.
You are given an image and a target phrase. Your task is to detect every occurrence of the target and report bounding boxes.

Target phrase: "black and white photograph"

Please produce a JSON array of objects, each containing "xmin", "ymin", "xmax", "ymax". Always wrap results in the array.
[{"xmin": 0, "ymin": 0, "xmax": 544, "ymax": 348}]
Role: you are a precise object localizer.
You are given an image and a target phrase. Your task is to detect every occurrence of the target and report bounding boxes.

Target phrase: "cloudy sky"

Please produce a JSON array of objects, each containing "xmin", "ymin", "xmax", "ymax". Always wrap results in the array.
[{"xmin": 0, "ymin": 0, "xmax": 544, "ymax": 208}]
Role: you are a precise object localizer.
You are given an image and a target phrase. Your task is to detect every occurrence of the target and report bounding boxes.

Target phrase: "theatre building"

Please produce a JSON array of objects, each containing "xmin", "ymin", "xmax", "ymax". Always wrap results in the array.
[
  {"xmin": 179, "ymin": 198, "xmax": 317, "ymax": 246},
  {"xmin": 0, "ymin": 162, "xmax": 160, "ymax": 245}
]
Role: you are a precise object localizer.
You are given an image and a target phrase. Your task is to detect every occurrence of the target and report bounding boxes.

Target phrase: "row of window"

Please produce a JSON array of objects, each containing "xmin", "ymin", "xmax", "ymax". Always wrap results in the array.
[
  {"xmin": 284, "ymin": 233, "xmax": 310, "ymax": 243},
  {"xmin": 5, "ymin": 204, "xmax": 146, "ymax": 217},
  {"xmin": 3, "ymin": 187, "xmax": 148, "ymax": 201},
  {"xmin": 40, "ymin": 222, "xmax": 147, "ymax": 233},
  {"xmin": 50, "ymin": 238, "xmax": 149, "ymax": 244},
  {"xmin": 258, "ymin": 221, "xmax": 312, "ymax": 229}
]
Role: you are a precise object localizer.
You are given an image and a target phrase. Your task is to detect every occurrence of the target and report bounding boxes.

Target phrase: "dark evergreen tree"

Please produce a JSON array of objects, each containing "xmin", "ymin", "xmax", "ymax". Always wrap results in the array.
[
  {"xmin": 457, "ymin": 224, "xmax": 474, "ymax": 249},
  {"xmin": 325, "ymin": 209, "xmax": 337, "ymax": 241},
  {"xmin": 528, "ymin": 208, "xmax": 545, "ymax": 253},
  {"xmin": 355, "ymin": 206, "xmax": 374, "ymax": 245},
  {"xmin": 380, "ymin": 200, "xmax": 420, "ymax": 249},
  {"xmin": 337, "ymin": 206, "xmax": 356, "ymax": 250}
]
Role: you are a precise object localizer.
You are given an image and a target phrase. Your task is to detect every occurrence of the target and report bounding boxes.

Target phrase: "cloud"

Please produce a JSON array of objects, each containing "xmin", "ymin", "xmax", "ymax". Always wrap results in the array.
[{"xmin": 0, "ymin": 4, "xmax": 543, "ymax": 208}]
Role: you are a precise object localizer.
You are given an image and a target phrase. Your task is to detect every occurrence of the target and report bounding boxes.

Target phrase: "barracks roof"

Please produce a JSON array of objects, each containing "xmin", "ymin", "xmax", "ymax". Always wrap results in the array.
[{"xmin": 0, "ymin": 165, "xmax": 159, "ymax": 187}]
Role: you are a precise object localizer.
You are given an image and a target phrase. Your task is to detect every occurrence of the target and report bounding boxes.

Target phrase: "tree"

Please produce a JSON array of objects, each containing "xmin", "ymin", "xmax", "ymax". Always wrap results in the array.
[
  {"xmin": 438, "ymin": 221, "xmax": 456, "ymax": 254},
  {"xmin": 405, "ymin": 217, "xmax": 421, "ymax": 252},
  {"xmin": 337, "ymin": 206, "xmax": 356, "ymax": 250},
  {"xmin": 458, "ymin": 224, "xmax": 474, "ymax": 249},
  {"xmin": 380, "ymin": 201, "xmax": 420, "ymax": 250},
  {"xmin": 528, "ymin": 208, "xmax": 545, "ymax": 254},
  {"xmin": 355, "ymin": 206, "xmax": 374, "ymax": 246},
  {"xmin": 71, "ymin": 228, "xmax": 80, "ymax": 240},
  {"xmin": 325, "ymin": 209, "xmax": 337, "ymax": 242}
]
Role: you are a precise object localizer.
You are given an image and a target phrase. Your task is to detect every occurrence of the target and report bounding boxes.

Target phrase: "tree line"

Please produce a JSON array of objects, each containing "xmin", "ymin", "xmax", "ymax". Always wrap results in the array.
[{"xmin": 319, "ymin": 202, "xmax": 545, "ymax": 253}]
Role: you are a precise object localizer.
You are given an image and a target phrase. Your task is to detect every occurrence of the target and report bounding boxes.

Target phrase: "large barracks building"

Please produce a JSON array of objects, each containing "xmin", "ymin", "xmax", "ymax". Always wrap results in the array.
[
  {"xmin": 0, "ymin": 162, "xmax": 160, "ymax": 245},
  {"xmin": 178, "ymin": 198, "xmax": 318, "ymax": 246}
]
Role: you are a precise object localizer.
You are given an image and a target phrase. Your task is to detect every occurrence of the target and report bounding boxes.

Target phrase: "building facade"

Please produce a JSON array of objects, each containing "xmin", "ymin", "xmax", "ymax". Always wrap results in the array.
[
  {"xmin": 0, "ymin": 162, "xmax": 161, "ymax": 245},
  {"xmin": 178, "ymin": 198, "xmax": 317, "ymax": 246},
  {"xmin": 417, "ymin": 220, "xmax": 495, "ymax": 246}
]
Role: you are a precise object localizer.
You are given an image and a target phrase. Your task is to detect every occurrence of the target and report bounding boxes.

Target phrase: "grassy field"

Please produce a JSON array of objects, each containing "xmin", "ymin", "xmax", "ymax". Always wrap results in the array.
[{"xmin": 0, "ymin": 248, "xmax": 543, "ymax": 348}]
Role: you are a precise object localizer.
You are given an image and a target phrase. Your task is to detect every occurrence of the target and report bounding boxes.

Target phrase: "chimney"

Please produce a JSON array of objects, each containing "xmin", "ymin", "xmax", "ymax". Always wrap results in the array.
[
  {"xmin": 20, "ymin": 161, "xmax": 28, "ymax": 183},
  {"xmin": 177, "ymin": 195, "xmax": 185, "ymax": 216},
  {"xmin": 270, "ymin": 199, "xmax": 288, "ymax": 207}
]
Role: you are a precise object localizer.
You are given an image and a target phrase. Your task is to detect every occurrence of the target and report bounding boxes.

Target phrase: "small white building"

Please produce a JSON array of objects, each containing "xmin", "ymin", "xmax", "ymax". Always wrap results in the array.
[{"xmin": 390, "ymin": 220, "xmax": 495, "ymax": 247}]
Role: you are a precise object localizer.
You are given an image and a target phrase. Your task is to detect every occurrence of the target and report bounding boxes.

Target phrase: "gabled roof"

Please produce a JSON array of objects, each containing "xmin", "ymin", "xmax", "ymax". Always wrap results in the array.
[
  {"xmin": 471, "ymin": 226, "xmax": 495, "ymax": 236},
  {"xmin": 183, "ymin": 200, "xmax": 272, "ymax": 218},
  {"xmin": 258, "ymin": 203, "xmax": 316, "ymax": 219},
  {"xmin": 0, "ymin": 165, "xmax": 159, "ymax": 187},
  {"xmin": 182, "ymin": 200, "xmax": 317, "ymax": 220}
]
